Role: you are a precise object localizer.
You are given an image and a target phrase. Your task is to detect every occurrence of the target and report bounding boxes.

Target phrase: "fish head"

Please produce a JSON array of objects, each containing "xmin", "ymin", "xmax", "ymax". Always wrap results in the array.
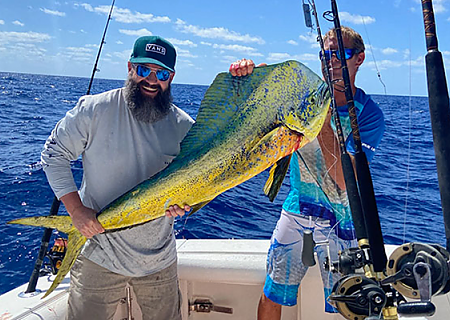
[{"xmin": 278, "ymin": 78, "xmax": 330, "ymax": 143}]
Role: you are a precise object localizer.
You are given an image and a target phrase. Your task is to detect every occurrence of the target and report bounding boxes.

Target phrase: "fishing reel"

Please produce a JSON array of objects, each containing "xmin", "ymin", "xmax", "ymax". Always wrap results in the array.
[
  {"xmin": 328, "ymin": 246, "xmax": 372, "ymax": 275},
  {"xmin": 328, "ymin": 275, "xmax": 387, "ymax": 320},
  {"xmin": 382, "ymin": 242, "xmax": 450, "ymax": 317},
  {"xmin": 40, "ymin": 237, "xmax": 68, "ymax": 276},
  {"xmin": 327, "ymin": 246, "xmax": 391, "ymax": 320},
  {"xmin": 329, "ymin": 242, "xmax": 450, "ymax": 319}
]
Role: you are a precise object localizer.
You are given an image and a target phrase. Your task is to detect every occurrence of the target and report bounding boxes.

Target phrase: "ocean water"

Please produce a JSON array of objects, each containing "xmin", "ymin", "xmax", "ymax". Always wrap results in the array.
[{"xmin": 0, "ymin": 72, "xmax": 446, "ymax": 295}]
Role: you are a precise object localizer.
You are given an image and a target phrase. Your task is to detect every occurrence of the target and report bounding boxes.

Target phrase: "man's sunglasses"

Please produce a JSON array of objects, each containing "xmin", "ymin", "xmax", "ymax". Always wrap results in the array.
[
  {"xmin": 319, "ymin": 48, "xmax": 360, "ymax": 61},
  {"xmin": 132, "ymin": 64, "xmax": 172, "ymax": 81}
]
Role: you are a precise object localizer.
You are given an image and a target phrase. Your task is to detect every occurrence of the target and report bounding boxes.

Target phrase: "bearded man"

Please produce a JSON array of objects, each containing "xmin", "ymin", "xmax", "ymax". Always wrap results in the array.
[{"xmin": 41, "ymin": 36, "xmax": 194, "ymax": 320}]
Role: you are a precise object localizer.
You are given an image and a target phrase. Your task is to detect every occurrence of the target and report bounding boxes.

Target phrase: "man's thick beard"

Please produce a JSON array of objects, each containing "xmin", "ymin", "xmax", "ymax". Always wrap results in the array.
[{"xmin": 124, "ymin": 76, "xmax": 172, "ymax": 123}]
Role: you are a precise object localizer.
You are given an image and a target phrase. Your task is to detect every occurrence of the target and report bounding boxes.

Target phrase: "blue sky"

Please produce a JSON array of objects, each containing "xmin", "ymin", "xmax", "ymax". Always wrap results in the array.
[{"xmin": 1, "ymin": 0, "xmax": 450, "ymax": 96}]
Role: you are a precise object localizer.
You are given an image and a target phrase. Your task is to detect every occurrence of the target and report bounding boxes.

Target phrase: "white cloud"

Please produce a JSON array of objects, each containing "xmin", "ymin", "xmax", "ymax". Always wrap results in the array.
[
  {"xmin": 119, "ymin": 28, "xmax": 152, "ymax": 37},
  {"xmin": 200, "ymin": 41, "xmax": 213, "ymax": 46},
  {"xmin": 403, "ymin": 49, "xmax": 410, "ymax": 59},
  {"xmin": 177, "ymin": 58, "xmax": 196, "ymax": 68},
  {"xmin": 299, "ymin": 33, "xmax": 317, "ymax": 43},
  {"xmin": 176, "ymin": 48, "xmax": 198, "ymax": 58},
  {"xmin": 413, "ymin": 0, "xmax": 446, "ymax": 13},
  {"xmin": 13, "ymin": 20, "xmax": 25, "ymax": 27},
  {"xmin": 288, "ymin": 40, "xmax": 298, "ymax": 46},
  {"xmin": 0, "ymin": 31, "xmax": 51, "ymax": 43},
  {"xmin": 57, "ymin": 47, "xmax": 93, "ymax": 62},
  {"xmin": 221, "ymin": 55, "xmax": 238, "ymax": 61},
  {"xmin": 408, "ymin": 56, "xmax": 425, "ymax": 67},
  {"xmin": 340, "ymin": 12, "xmax": 375, "ymax": 25},
  {"xmin": 79, "ymin": 3, "xmax": 94, "ymax": 12},
  {"xmin": 365, "ymin": 60, "xmax": 403, "ymax": 70},
  {"xmin": 300, "ymin": 53, "xmax": 319, "ymax": 61},
  {"xmin": 431, "ymin": 0, "xmax": 447, "ymax": 13},
  {"xmin": 382, "ymin": 47, "xmax": 398, "ymax": 55},
  {"xmin": 113, "ymin": 49, "xmax": 132, "ymax": 61},
  {"xmin": 212, "ymin": 43, "xmax": 261, "ymax": 56},
  {"xmin": 40, "ymin": 8, "xmax": 66, "ymax": 17},
  {"xmin": 1, "ymin": 43, "xmax": 47, "ymax": 60},
  {"xmin": 79, "ymin": 4, "xmax": 170, "ymax": 24},
  {"xmin": 299, "ymin": 33, "xmax": 320, "ymax": 48},
  {"xmin": 0, "ymin": 20, "xmax": 5, "ymax": 25},
  {"xmin": 116, "ymin": 40, "xmax": 123, "ymax": 45},
  {"xmin": 167, "ymin": 38, "xmax": 197, "ymax": 47},
  {"xmin": 267, "ymin": 52, "xmax": 317, "ymax": 62},
  {"xmin": 364, "ymin": 56, "xmax": 424, "ymax": 70},
  {"xmin": 65, "ymin": 46, "xmax": 94, "ymax": 54},
  {"xmin": 175, "ymin": 19, "xmax": 265, "ymax": 44},
  {"xmin": 267, "ymin": 53, "xmax": 294, "ymax": 62}
]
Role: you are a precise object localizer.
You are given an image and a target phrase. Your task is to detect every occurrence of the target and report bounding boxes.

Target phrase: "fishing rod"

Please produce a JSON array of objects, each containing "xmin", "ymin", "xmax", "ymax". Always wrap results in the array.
[
  {"xmin": 87, "ymin": 0, "xmax": 116, "ymax": 95},
  {"xmin": 421, "ymin": 0, "xmax": 450, "ymax": 252},
  {"xmin": 23, "ymin": 0, "xmax": 116, "ymax": 295},
  {"xmin": 301, "ymin": 1, "xmax": 371, "ymax": 274},
  {"xmin": 325, "ymin": 0, "xmax": 388, "ymax": 275},
  {"xmin": 305, "ymin": 0, "xmax": 368, "ymax": 244},
  {"xmin": 320, "ymin": 1, "xmax": 450, "ymax": 319},
  {"xmin": 301, "ymin": 2, "xmax": 395, "ymax": 319},
  {"xmin": 323, "ymin": 2, "xmax": 400, "ymax": 319}
]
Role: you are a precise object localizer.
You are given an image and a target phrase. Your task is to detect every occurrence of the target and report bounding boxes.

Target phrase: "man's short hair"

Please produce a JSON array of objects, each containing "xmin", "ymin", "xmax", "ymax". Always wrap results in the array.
[{"xmin": 323, "ymin": 26, "xmax": 365, "ymax": 53}]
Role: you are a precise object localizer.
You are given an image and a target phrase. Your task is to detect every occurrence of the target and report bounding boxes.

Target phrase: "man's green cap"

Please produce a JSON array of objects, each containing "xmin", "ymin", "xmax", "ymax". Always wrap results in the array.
[{"xmin": 129, "ymin": 36, "xmax": 176, "ymax": 72}]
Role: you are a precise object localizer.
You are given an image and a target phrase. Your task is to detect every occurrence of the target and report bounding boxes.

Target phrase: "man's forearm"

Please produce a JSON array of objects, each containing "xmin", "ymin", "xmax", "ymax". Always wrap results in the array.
[{"xmin": 60, "ymin": 191, "xmax": 84, "ymax": 217}]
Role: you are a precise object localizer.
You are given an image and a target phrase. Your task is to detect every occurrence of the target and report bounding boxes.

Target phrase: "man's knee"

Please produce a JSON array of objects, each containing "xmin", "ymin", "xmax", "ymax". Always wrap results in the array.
[
  {"xmin": 260, "ymin": 293, "xmax": 278, "ymax": 306},
  {"xmin": 258, "ymin": 293, "xmax": 281, "ymax": 320}
]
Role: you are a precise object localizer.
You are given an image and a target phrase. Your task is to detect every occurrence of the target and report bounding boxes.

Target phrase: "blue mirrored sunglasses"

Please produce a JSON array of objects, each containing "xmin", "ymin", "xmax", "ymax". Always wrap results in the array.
[
  {"xmin": 132, "ymin": 64, "xmax": 172, "ymax": 81},
  {"xmin": 319, "ymin": 48, "xmax": 360, "ymax": 61}
]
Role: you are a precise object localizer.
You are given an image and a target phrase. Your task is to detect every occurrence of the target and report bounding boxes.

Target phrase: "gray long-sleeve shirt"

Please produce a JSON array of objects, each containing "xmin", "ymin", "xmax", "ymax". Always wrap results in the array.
[{"xmin": 41, "ymin": 87, "xmax": 194, "ymax": 276}]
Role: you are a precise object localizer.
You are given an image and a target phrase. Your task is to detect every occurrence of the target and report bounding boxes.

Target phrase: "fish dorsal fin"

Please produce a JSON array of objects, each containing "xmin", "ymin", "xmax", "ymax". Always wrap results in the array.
[
  {"xmin": 264, "ymin": 154, "xmax": 293, "ymax": 202},
  {"xmin": 175, "ymin": 63, "xmax": 284, "ymax": 161}
]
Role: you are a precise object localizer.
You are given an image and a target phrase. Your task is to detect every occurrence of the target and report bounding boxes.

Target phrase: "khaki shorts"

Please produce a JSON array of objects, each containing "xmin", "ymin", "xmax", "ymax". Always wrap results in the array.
[{"xmin": 67, "ymin": 255, "xmax": 181, "ymax": 320}]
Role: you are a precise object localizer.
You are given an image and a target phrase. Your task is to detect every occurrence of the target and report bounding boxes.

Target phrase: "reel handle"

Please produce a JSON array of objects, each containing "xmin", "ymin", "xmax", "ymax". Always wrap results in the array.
[{"xmin": 397, "ymin": 301, "xmax": 436, "ymax": 317}]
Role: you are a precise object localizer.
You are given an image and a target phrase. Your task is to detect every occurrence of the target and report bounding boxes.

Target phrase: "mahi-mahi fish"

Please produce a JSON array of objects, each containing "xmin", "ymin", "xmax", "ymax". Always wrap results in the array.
[{"xmin": 8, "ymin": 60, "xmax": 330, "ymax": 297}]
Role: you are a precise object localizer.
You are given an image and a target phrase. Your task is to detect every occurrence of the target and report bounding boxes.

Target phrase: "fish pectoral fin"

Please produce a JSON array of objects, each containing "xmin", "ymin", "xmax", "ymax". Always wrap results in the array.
[
  {"xmin": 188, "ymin": 200, "xmax": 214, "ymax": 216},
  {"xmin": 42, "ymin": 228, "xmax": 86, "ymax": 299},
  {"xmin": 249, "ymin": 127, "xmax": 280, "ymax": 154},
  {"xmin": 263, "ymin": 154, "xmax": 293, "ymax": 202}
]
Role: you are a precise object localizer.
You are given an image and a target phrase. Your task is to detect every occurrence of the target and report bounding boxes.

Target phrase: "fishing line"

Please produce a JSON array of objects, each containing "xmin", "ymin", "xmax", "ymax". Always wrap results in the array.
[
  {"xmin": 325, "ymin": 216, "xmax": 344, "ymax": 288},
  {"xmin": 317, "ymin": 129, "xmax": 340, "ymax": 179},
  {"xmin": 361, "ymin": 16, "xmax": 387, "ymax": 95},
  {"xmin": 304, "ymin": 0, "xmax": 353, "ymax": 270},
  {"xmin": 402, "ymin": 23, "xmax": 414, "ymax": 244},
  {"xmin": 305, "ymin": 0, "xmax": 341, "ymax": 191}
]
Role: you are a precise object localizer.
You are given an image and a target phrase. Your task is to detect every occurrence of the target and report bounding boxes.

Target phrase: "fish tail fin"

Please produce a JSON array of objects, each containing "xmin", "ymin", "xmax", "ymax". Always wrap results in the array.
[
  {"xmin": 8, "ymin": 215, "xmax": 86, "ymax": 298},
  {"xmin": 42, "ymin": 227, "xmax": 86, "ymax": 298},
  {"xmin": 8, "ymin": 215, "xmax": 74, "ymax": 234}
]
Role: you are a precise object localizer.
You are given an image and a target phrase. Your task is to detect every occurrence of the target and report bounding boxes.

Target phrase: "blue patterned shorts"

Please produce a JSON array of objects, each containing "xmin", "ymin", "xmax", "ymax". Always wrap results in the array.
[{"xmin": 263, "ymin": 210, "xmax": 356, "ymax": 312}]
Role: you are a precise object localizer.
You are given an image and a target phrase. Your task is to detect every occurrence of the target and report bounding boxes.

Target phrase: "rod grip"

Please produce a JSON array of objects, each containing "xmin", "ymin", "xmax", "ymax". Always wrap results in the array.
[{"xmin": 302, "ymin": 229, "xmax": 316, "ymax": 267}]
